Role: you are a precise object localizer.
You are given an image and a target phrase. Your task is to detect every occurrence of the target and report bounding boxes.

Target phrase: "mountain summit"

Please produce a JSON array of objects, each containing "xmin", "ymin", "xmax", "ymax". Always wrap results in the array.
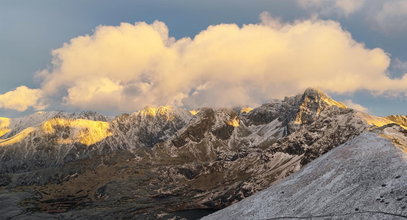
[
  {"xmin": 294, "ymin": 87, "xmax": 347, "ymax": 124},
  {"xmin": 0, "ymin": 88, "xmax": 406, "ymax": 219}
]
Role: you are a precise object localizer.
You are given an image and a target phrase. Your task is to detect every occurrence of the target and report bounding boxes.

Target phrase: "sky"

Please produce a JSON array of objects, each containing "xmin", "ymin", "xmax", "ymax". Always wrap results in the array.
[{"xmin": 1, "ymin": 0, "xmax": 407, "ymax": 117}]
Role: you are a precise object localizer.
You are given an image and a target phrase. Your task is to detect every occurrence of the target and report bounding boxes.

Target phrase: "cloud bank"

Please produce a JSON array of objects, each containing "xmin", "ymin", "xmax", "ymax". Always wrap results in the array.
[
  {"xmin": 297, "ymin": 0, "xmax": 365, "ymax": 16},
  {"xmin": 374, "ymin": 0, "xmax": 407, "ymax": 33},
  {"xmin": 0, "ymin": 86, "xmax": 44, "ymax": 112},
  {"xmin": 392, "ymin": 59, "xmax": 407, "ymax": 74},
  {"xmin": 297, "ymin": 0, "xmax": 407, "ymax": 34},
  {"xmin": 1, "ymin": 15, "xmax": 407, "ymax": 112}
]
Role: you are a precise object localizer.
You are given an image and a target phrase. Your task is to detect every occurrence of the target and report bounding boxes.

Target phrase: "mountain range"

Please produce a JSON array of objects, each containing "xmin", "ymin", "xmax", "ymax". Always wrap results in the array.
[{"xmin": 0, "ymin": 88, "xmax": 406, "ymax": 219}]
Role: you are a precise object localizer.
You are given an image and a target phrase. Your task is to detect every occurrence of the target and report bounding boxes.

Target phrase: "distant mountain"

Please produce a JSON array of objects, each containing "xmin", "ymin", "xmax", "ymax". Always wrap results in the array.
[
  {"xmin": 0, "ymin": 107, "xmax": 190, "ymax": 173},
  {"xmin": 0, "ymin": 88, "xmax": 406, "ymax": 219}
]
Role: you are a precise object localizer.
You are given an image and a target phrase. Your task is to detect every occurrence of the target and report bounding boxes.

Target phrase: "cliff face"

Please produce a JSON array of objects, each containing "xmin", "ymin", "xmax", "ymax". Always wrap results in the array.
[{"xmin": 0, "ymin": 88, "xmax": 404, "ymax": 219}]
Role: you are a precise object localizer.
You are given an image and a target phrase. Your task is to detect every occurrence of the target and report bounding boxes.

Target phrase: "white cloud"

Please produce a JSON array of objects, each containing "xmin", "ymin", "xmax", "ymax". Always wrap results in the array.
[
  {"xmin": 0, "ymin": 86, "xmax": 45, "ymax": 112},
  {"xmin": 342, "ymin": 99, "xmax": 369, "ymax": 113},
  {"xmin": 297, "ymin": 0, "xmax": 407, "ymax": 34},
  {"xmin": 298, "ymin": 0, "xmax": 365, "ymax": 16},
  {"xmin": 1, "ymin": 17, "xmax": 407, "ymax": 112},
  {"xmin": 392, "ymin": 58, "xmax": 407, "ymax": 73},
  {"xmin": 374, "ymin": 0, "xmax": 407, "ymax": 33}
]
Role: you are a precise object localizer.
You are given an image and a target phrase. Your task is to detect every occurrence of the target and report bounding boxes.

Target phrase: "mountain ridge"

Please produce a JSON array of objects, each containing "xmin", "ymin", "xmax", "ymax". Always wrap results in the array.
[
  {"xmin": 0, "ymin": 88, "xmax": 406, "ymax": 219},
  {"xmin": 203, "ymin": 125, "xmax": 407, "ymax": 220}
]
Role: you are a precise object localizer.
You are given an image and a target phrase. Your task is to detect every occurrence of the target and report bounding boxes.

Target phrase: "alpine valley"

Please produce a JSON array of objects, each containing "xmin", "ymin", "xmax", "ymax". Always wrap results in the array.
[{"xmin": 1, "ymin": 88, "xmax": 407, "ymax": 219}]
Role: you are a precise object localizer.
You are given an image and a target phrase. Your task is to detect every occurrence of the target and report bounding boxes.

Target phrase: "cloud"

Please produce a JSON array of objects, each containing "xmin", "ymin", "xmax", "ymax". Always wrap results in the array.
[
  {"xmin": 297, "ymin": 0, "xmax": 365, "ymax": 16},
  {"xmin": 389, "ymin": 58, "xmax": 407, "ymax": 78},
  {"xmin": 0, "ymin": 86, "xmax": 45, "ymax": 112},
  {"xmin": 1, "ymin": 16, "xmax": 407, "ymax": 112},
  {"xmin": 297, "ymin": 0, "xmax": 407, "ymax": 35},
  {"xmin": 342, "ymin": 99, "xmax": 369, "ymax": 113},
  {"xmin": 392, "ymin": 58, "xmax": 407, "ymax": 72},
  {"xmin": 373, "ymin": 0, "xmax": 407, "ymax": 33}
]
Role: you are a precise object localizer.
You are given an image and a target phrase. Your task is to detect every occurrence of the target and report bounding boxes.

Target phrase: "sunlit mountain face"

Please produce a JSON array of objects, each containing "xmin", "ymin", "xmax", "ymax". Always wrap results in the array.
[{"xmin": 1, "ymin": 88, "xmax": 407, "ymax": 219}]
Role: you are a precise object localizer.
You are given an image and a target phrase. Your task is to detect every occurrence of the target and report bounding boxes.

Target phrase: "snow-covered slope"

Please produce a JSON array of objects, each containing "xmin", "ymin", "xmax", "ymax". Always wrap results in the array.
[
  {"xmin": 108, "ymin": 106, "xmax": 192, "ymax": 149},
  {"xmin": 0, "ymin": 112, "xmax": 58, "ymax": 138},
  {"xmin": 203, "ymin": 126, "xmax": 407, "ymax": 220},
  {"xmin": 0, "ymin": 107, "xmax": 191, "ymax": 173}
]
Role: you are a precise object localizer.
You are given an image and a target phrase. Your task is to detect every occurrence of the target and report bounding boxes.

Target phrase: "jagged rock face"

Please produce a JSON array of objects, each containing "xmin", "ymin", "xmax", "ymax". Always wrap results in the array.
[
  {"xmin": 293, "ymin": 88, "xmax": 347, "ymax": 125},
  {"xmin": 0, "ymin": 88, "xmax": 402, "ymax": 219},
  {"xmin": 147, "ymin": 91, "xmax": 367, "ymax": 210},
  {"xmin": 108, "ymin": 106, "xmax": 191, "ymax": 149}
]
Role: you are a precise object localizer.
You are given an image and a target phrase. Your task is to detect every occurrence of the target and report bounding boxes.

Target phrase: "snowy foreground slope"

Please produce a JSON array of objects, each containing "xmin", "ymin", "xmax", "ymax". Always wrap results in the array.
[{"xmin": 203, "ymin": 126, "xmax": 407, "ymax": 220}]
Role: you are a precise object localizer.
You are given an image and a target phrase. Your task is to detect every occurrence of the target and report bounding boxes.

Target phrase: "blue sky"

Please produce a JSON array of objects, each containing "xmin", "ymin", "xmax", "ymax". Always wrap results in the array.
[{"xmin": 1, "ymin": 0, "xmax": 407, "ymax": 116}]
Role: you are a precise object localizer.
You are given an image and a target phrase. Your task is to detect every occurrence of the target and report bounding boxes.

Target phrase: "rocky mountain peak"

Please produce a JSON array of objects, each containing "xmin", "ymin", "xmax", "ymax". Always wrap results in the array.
[
  {"xmin": 72, "ymin": 111, "xmax": 110, "ymax": 121},
  {"xmin": 293, "ymin": 88, "xmax": 347, "ymax": 125},
  {"xmin": 300, "ymin": 87, "xmax": 347, "ymax": 109},
  {"xmin": 302, "ymin": 87, "xmax": 326, "ymax": 96},
  {"xmin": 135, "ymin": 106, "xmax": 174, "ymax": 119}
]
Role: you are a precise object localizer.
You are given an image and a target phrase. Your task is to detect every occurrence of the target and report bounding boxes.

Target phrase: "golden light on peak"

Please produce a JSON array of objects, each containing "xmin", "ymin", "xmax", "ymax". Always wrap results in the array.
[
  {"xmin": 0, "ymin": 117, "xmax": 11, "ymax": 137},
  {"xmin": 42, "ymin": 118, "xmax": 112, "ymax": 146},
  {"xmin": 0, "ymin": 117, "xmax": 11, "ymax": 127},
  {"xmin": 240, "ymin": 107, "xmax": 253, "ymax": 114},
  {"xmin": 357, "ymin": 112, "xmax": 407, "ymax": 130},
  {"xmin": 294, "ymin": 95, "xmax": 348, "ymax": 125},
  {"xmin": 189, "ymin": 110, "xmax": 200, "ymax": 115},
  {"xmin": 321, "ymin": 97, "xmax": 347, "ymax": 109},
  {"xmin": 137, "ymin": 106, "xmax": 173, "ymax": 120},
  {"xmin": 0, "ymin": 127, "xmax": 36, "ymax": 147},
  {"xmin": 0, "ymin": 129, "xmax": 10, "ymax": 138},
  {"xmin": 226, "ymin": 117, "xmax": 240, "ymax": 127}
]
